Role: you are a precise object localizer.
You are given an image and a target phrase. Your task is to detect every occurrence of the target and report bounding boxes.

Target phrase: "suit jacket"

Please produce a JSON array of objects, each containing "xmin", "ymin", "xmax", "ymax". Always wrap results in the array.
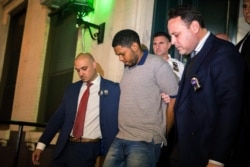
[
  {"xmin": 174, "ymin": 34, "xmax": 244, "ymax": 167},
  {"xmin": 236, "ymin": 32, "xmax": 250, "ymax": 72},
  {"xmin": 229, "ymin": 32, "xmax": 250, "ymax": 166},
  {"xmin": 38, "ymin": 77, "xmax": 120, "ymax": 158}
]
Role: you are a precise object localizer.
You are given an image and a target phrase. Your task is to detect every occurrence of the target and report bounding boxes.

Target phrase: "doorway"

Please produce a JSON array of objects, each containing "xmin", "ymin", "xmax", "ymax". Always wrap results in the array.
[{"xmin": 0, "ymin": 8, "xmax": 26, "ymax": 121}]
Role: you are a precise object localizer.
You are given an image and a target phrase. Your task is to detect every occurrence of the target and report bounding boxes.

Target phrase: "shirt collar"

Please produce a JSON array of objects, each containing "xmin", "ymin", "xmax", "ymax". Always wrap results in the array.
[
  {"xmin": 137, "ymin": 50, "xmax": 148, "ymax": 65},
  {"xmin": 193, "ymin": 31, "xmax": 210, "ymax": 54},
  {"xmin": 126, "ymin": 50, "xmax": 148, "ymax": 68},
  {"xmin": 85, "ymin": 73, "xmax": 100, "ymax": 85}
]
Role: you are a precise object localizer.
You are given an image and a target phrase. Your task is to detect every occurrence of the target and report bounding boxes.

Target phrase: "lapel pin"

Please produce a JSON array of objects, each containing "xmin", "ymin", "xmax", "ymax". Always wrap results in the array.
[{"xmin": 191, "ymin": 77, "xmax": 201, "ymax": 91}]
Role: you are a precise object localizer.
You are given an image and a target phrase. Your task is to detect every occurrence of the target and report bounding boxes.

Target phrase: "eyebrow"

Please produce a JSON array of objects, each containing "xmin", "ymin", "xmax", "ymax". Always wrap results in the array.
[
  {"xmin": 242, "ymin": 4, "xmax": 250, "ymax": 8},
  {"xmin": 75, "ymin": 66, "xmax": 88, "ymax": 70}
]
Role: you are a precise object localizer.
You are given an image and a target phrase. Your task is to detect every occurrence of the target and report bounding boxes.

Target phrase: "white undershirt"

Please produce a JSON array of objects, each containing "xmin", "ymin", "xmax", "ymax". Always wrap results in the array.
[{"xmin": 71, "ymin": 75, "xmax": 101, "ymax": 139}]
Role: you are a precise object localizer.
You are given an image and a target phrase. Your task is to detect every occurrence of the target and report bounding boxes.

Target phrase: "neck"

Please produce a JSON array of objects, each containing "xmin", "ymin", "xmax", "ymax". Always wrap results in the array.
[
  {"xmin": 88, "ymin": 72, "xmax": 98, "ymax": 83},
  {"xmin": 162, "ymin": 54, "xmax": 170, "ymax": 61},
  {"xmin": 136, "ymin": 49, "xmax": 144, "ymax": 63},
  {"xmin": 198, "ymin": 28, "xmax": 208, "ymax": 40}
]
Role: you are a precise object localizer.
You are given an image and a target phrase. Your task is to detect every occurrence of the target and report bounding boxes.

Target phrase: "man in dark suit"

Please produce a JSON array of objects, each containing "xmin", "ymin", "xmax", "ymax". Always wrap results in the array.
[
  {"xmin": 230, "ymin": 0, "xmax": 250, "ymax": 166},
  {"xmin": 237, "ymin": 0, "xmax": 250, "ymax": 68},
  {"xmin": 167, "ymin": 5, "xmax": 244, "ymax": 167},
  {"xmin": 32, "ymin": 52, "xmax": 120, "ymax": 167}
]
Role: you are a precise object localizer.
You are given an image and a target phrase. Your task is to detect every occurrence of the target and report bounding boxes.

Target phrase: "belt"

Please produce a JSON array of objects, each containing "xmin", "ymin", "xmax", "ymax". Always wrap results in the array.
[{"xmin": 69, "ymin": 137, "xmax": 100, "ymax": 143}]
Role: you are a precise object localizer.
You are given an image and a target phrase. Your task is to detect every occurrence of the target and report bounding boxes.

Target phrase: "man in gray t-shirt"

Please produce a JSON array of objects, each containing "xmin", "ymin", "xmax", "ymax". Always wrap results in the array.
[{"xmin": 103, "ymin": 29, "xmax": 178, "ymax": 167}]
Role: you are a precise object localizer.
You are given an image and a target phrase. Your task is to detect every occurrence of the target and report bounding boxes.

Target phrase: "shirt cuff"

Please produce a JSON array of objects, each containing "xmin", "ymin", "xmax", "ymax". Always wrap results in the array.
[
  {"xmin": 36, "ymin": 142, "xmax": 46, "ymax": 151},
  {"xmin": 209, "ymin": 160, "xmax": 224, "ymax": 167},
  {"xmin": 169, "ymin": 95, "xmax": 177, "ymax": 98}
]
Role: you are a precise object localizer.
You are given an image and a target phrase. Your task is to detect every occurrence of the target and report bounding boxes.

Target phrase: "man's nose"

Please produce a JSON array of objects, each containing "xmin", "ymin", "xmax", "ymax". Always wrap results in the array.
[{"xmin": 119, "ymin": 56, "xmax": 124, "ymax": 61}]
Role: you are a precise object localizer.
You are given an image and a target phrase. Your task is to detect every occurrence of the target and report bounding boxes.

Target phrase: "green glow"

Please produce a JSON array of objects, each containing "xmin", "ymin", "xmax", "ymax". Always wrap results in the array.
[
  {"xmin": 99, "ymin": 0, "xmax": 113, "ymax": 12},
  {"xmin": 70, "ymin": 0, "xmax": 94, "ymax": 9},
  {"xmin": 75, "ymin": 0, "xmax": 114, "ymax": 21},
  {"xmin": 71, "ymin": 0, "xmax": 94, "ymax": 7},
  {"xmin": 96, "ymin": 0, "xmax": 114, "ymax": 18}
]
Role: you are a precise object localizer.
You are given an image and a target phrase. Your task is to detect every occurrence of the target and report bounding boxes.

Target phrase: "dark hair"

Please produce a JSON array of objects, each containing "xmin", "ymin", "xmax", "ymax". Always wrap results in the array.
[
  {"xmin": 112, "ymin": 29, "xmax": 141, "ymax": 48},
  {"xmin": 153, "ymin": 32, "xmax": 171, "ymax": 42},
  {"xmin": 168, "ymin": 5, "xmax": 205, "ymax": 28}
]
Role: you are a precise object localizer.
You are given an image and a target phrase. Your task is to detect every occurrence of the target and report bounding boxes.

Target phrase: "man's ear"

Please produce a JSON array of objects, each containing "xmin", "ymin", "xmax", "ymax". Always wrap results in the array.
[
  {"xmin": 190, "ymin": 20, "xmax": 200, "ymax": 34},
  {"xmin": 131, "ymin": 42, "xmax": 139, "ymax": 52}
]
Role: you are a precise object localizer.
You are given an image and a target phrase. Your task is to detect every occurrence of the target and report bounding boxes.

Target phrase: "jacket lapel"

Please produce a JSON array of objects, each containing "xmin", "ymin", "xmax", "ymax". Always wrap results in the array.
[
  {"xmin": 175, "ymin": 34, "xmax": 214, "ymax": 109},
  {"xmin": 236, "ymin": 32, "xmax": 249, "ymax": 51}
]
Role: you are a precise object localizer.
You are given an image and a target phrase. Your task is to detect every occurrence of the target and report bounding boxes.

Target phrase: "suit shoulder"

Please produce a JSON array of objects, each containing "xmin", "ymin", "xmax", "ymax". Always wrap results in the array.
[
  {"xmin": 64, "ymin": 80, "xmax": 82, "ymax": 90},
  {"xmin": 101, "ymin": 77, "xmax": 119, "ymax": 85},
  {"xmin": 70, "ymin": 80, "xmax": 83, "ymax": 87}
]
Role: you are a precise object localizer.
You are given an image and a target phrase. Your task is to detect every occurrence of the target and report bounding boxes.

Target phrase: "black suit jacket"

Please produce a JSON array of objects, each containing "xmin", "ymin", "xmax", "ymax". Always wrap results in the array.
[
  {"xmin": 175, "ymin": 33, "xmax": 244, "ymax": 167},
  {"xmin": 236, "ymin": 32, "xmax": 250, "ymax": 72},
  {"xmin": 230, "ymin": 32, "xmax": 250, "ymax": 166}
]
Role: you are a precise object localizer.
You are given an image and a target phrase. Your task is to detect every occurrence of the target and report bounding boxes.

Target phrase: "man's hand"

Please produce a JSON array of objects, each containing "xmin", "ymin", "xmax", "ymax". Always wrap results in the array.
[
  {"xmin": 161, "ymin": 93, "xmax": 170, "ymax": 103},
  {"xmin": 206, "ymin": 161, "xmax": 224, "ymax": 167},
  {"xmin": 32, "ymin": 149, "xmax": 42, "ymax": 165}
]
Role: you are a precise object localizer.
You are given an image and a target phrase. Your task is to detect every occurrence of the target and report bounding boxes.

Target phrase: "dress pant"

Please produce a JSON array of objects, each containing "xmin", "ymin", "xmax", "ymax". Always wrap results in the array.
[{"xmin": 51, "ymin": 140, "xmax": 101, "ymax": 167}]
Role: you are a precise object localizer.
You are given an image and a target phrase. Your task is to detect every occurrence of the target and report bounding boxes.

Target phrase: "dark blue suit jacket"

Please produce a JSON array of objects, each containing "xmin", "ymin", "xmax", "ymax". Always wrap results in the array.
[
  {"xmin": 230, "ymin": 32, "xmax": 250, "ymax": 166},
  {"xmin": 38, "ymin": 77, "xmax": 120, "ymax": 159},
  {"xmin": 174, "ymin": 34, "xmax": 244, "ymax": 166}
]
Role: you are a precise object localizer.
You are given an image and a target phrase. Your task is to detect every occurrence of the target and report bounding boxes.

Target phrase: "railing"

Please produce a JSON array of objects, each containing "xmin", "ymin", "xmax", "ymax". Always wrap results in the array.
[{"xmin": 0, "ymin": 120, "xmax": 46, "ymax": 167}]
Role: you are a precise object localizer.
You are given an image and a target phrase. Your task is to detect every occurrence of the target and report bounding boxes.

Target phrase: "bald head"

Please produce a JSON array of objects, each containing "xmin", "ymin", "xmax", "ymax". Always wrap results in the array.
[
  {"xmin": 75, "ymin": 52, "xmax": 95, "ymax": 62},
  {"xmin": 215, "ymin": 33, "xmax": 231, "ymax": 42},
  {"xmin": 74, "ymin": 52, "xmax": 97, "ymax": 82}
]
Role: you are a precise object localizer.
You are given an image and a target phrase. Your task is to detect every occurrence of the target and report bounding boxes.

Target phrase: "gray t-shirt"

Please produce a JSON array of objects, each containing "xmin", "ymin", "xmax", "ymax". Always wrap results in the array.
[{"xmin": 117, "ymin": 52, "xmax": 179, "ymax": 144}]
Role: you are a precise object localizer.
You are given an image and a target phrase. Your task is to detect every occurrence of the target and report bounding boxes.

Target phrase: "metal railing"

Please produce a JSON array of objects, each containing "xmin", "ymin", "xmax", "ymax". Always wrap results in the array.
[{"xmin": 0, "ymin": 120, "xmax": 46, "ymax": 167}]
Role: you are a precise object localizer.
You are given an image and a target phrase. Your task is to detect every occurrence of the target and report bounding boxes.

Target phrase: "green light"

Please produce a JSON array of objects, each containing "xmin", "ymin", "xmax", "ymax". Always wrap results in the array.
[
  {"xmin": 70, "ymin": 0, "xmax": 94, "ymax": 8},
  {"xmin": 68, "ymin": 0, "xmax": 95, "ymax": 17},
  {"xmin": 99, "ymin": 0, "xmax": 113, "ymax": 13},
  {"xmin": 95, "ymin": 0, "xmax": 114, "ymax": 19}
]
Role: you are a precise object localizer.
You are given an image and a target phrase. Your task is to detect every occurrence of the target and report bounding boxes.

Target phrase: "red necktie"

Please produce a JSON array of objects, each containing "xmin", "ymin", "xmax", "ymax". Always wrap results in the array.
[{"xmin": 73, "ymin": 82, "xmax": 93, "ymax": 139}]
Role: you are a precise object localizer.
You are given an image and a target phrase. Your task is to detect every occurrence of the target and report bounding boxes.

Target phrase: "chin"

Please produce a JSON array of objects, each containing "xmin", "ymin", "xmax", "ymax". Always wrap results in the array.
[{"xmin": 124, "ymin": 63, "xmax": 130, "ymax": 66}]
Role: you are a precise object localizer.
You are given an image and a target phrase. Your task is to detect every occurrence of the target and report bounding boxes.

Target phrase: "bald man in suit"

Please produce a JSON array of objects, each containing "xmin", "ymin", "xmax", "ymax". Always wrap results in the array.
[{"xmin": 32, "ymin": 53, "xmax": 120, "ymax": 167}]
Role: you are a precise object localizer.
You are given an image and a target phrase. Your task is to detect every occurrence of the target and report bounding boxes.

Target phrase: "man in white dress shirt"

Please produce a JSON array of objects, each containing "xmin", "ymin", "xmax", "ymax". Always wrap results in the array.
[{"xmin": 153, "ymin": 31, "xmax": 184, "ymax": 82}]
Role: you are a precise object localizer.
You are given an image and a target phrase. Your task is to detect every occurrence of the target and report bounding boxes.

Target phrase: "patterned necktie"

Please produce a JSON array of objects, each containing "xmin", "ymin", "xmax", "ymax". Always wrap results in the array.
[
  {"xmin": 190, "ymin": 50, "xmax": 197, "ymax": 58},
  {"xmin": 72, "ymin": 82, "xmax": 93, "ymax": 139}
]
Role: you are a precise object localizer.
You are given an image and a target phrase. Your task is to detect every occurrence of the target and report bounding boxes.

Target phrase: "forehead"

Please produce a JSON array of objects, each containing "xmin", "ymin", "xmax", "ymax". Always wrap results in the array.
[
  {"xmin": 113, "ymin": 45, "xmax": 130, "ymax": 54},
  {"xmin": 154, "ymin": 36, "xmax": 168, "ymax": 42},
  {"xmin": 75, "ymin": 57, "xmax": 91, "ymax": 66},
  {"xmin": 168, "ymin": 17, "xmax": 187, "ymax": 33},
  {"xmin": 243, "ymin": 0, "xmax": 250, "ymax": 5},
  {"xmin": 75, "ymin": 56, "xmax": 88, "ymax": 63}
]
